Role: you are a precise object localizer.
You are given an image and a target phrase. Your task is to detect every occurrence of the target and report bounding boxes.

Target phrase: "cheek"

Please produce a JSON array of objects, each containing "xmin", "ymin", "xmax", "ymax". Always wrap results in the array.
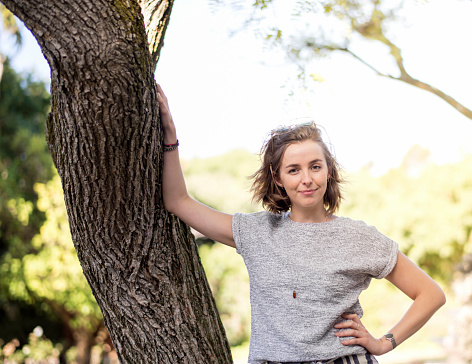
[{"xmin": 284, "ymin": 176, "xmax": 300, "ymax": 189}]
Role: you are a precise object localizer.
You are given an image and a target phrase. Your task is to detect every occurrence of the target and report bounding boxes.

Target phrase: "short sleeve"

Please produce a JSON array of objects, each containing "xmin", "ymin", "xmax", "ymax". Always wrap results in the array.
[
  {"xmin": 367, "ymin": 225, "xmax": 399, "ymax": 279},
  {"xmin": 232, "ymin": 211, "xmax": 271, "ymax": 256},
  {"xmin": 232, "ymin": 212, "xmax": 244, "ymax": 255}
]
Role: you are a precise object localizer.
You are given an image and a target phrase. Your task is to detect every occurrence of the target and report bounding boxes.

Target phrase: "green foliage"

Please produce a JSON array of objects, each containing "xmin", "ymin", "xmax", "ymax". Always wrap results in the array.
[
  {"xmin": 0, "ymin": 61, "xmax": 57, "ymax": 344},
  {"xmin": 0, "ymin": 62, "xmax": 104, "ymax": 362},
  {"xmin": 0, "ymin": 59, "xmax": 52, "ymax": 256},
  {"xmin": 30, "ymin": 175, "xmax": 102, "ymax": 330},
  {"xmin": 199, "ymin": 244, "xmax": 250, "ymax": 346},
  {"xmin": 1, "ymin": 171, "xmax": 105, "ymax": 358},
  {"xmin": 0, "ymin": 327, "xmax": 62, "ymax": 363},
  {"xmin": 0, "ymin": 4, "xmax": 22, "ymax": 47},
  {"xmin": 184, "ymin": 150, "xmax": 257, "ymax": 346},
  {"xmin": 252, "ymin": 0, "xmax": 273, "ymax": 10},
  {"xmin": 183, "ymin": 149, "xmax": 261, "ymax": 214},
  {"xmin": 341, "ymin": 151, "xmax": 472, "ymax": 282}
]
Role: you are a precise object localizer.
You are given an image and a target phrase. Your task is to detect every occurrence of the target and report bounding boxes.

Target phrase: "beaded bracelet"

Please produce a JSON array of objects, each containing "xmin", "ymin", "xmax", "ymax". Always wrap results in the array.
[{"xmin": 163, "ymin": 140, "xmax": 179, "ymax": 152}]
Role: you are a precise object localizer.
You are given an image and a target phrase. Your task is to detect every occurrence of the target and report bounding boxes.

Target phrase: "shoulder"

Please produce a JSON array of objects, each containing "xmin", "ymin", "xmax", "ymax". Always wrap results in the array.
[
  {"xmin": 336, "ymin": 217, "xmax": 399, "ymax": 278},
  {"xmin": 232, "ymin": 210, "xmax": 285, "ymax": 255},
  {"xmin": 338, "ymin": 216, "xmax": 398, "ymax": 252},
  {"xmin": 332, "ymin": 217, "xmax": 397, "ymax": 249},
  {"xmin": 335, "ymin": 216, "xmax": 381, "ymax": 235},
  {"xmin": 335, "ymin": 216, "xmax": 367, "ymax": 227},
  {"xmin": 233, "ymin": 210, "xmax": 285, "ymax": 228}
]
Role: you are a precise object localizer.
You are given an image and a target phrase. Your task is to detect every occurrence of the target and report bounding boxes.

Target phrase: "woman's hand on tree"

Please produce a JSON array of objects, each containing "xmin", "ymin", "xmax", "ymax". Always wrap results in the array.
[
  {"xmin": 157, "ymin": 83, "xmax": 177, "ymax": 144},
  {"xmin": 334, "ymin": 313, "xmax": 392, "ymax": 356}
]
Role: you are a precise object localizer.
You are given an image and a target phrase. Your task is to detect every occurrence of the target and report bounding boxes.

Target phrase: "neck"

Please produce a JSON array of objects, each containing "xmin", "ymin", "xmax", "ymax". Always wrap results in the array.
[{"xmin": 289, "ymin": 207, "xmax": 328, "ymax": 223}]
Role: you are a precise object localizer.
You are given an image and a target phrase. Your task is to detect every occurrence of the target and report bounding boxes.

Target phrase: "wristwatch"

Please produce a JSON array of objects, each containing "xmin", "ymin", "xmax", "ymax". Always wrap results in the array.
[{"xmin": 385, "ymin": 333, "xmax": 397, "ymax": 349}]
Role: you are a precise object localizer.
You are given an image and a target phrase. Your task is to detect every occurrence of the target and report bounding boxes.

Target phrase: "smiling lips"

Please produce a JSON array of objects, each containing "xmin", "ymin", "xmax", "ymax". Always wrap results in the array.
[{"xmin": 299, "ymin": 189, "xmax": 317, "ymax": 195}]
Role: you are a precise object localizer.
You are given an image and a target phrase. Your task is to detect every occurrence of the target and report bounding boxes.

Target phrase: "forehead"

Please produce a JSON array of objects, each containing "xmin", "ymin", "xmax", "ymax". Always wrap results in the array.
[{"xmin": 281, "ymin": 140, "xmax": 326, "ymax": 165}]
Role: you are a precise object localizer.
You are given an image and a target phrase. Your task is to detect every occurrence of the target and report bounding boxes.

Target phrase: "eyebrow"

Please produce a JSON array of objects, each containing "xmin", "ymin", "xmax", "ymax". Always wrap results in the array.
[{"xmin": 284, "ymin": 159, "xmax": 323, "ymax": 169}]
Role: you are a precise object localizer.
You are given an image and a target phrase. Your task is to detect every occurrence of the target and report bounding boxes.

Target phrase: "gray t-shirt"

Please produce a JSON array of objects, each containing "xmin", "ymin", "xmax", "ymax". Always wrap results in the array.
[{"xmin": 232, "ymin": 211, "xmax": 398, "ymax": 363}]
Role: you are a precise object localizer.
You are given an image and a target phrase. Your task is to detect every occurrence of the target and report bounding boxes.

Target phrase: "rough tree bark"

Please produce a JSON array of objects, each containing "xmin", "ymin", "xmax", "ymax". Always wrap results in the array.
[{"xmin": 0, "ymin": 0, "xmax": 233, "ymax": 362}]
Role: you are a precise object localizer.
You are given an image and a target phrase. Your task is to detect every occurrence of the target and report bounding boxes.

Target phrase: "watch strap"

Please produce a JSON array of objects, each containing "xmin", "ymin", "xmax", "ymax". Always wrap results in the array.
[{"xmin": 385, "ymin": 333, "xmax": 397, "ymax": 349}]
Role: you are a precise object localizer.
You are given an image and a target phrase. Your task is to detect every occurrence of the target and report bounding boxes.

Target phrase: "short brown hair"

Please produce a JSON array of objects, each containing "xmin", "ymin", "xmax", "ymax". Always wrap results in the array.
[{"xmin": 250, "ymin": 123, "xmax": 343, "ymax": 214}]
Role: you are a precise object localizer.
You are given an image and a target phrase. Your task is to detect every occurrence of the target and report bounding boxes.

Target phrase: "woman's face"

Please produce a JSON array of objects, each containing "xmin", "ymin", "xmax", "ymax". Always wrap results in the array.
[{"xmin": 275, "ymin": 140, "xmax": 329, "ymax": 214}]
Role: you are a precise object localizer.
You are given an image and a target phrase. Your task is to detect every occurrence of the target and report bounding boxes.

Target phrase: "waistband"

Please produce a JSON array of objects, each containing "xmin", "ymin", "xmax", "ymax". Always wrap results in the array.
[{"xmin": 265, "ymin": 352, "xmax": 378, "ymax": 364}]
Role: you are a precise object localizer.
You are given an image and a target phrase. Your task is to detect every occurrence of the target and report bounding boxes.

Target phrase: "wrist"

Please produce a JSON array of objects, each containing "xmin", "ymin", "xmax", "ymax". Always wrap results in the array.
[
  {"xmin": 162, "ymin": 120, "xmax": 177, "ymax": 140},
  {"xmin": 163, "ymin": 137, "xmax": 178, "ymax": 145},
  {"xmin": 380, "ymin": 332, "xmax": 397, "ymax": 353},
  {"xmin": 163, "ymin": 139, "xmax": 179, "ymax": 152},
  {"xmin": 377, "ymin": 337, "xmax": 392, "ymax": 355},
  {"xmin": 163, "ymin": 129, "xmax": 177, "ymax": 145}
]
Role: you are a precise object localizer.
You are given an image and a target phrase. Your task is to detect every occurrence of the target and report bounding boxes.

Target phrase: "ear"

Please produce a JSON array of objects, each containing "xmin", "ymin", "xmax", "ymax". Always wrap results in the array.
[
  {"xmin": 270, "ymin": 163, "xmax": 284, "ymax": 188},
  {"xmin": 273, "ymin": 173, "xmax": 284, "ymax": 188},
  {"xmin": 275, "ymin": 179, "xmax": 284, "ymax": 188}
]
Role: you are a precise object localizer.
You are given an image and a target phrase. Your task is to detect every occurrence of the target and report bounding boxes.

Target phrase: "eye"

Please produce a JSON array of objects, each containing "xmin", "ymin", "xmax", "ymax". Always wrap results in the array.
[
  {"xmin": 288, "ymin": 168, "xmax": 298, "ymax": 174},
  {"xmin": 311, "ymin": 165, "xmax": 321, "ymax": 170}
]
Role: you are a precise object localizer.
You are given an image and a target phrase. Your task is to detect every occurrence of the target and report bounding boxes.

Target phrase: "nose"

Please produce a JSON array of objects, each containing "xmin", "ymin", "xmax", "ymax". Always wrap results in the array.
[{"xmin": 301, "ymin": 170, "xmax": 313, "ymax": 185}]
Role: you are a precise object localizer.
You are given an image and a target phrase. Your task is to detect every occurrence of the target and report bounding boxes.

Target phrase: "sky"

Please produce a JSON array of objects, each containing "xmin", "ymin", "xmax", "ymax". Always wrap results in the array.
[{"xmin": 2, "ymin": 0, "xmax": 472, "ymax": 175}]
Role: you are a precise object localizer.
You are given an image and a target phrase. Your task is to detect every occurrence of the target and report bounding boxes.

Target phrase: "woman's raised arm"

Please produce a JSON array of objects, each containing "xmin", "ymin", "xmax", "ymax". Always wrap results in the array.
[{"xmin": 157, "ymin": 84, "xmax": 235, "ymax": 248}]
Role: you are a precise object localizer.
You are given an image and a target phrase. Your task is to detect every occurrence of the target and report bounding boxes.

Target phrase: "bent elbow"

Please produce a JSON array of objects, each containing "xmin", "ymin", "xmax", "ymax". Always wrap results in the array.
[
  {"xmin": 163, "ymin": 198, "xmax": 178, "ymax": 216},
  {"xmin": 163, "ymin": 194, "xmax": 189, "ymax": 218},
  {"xmin": 431, "ymin": 283, "xmax": 446, "ymax": 311},
  {"xmin": 438, "ymin": 288, "xmax": 447, "ymax": 308}
]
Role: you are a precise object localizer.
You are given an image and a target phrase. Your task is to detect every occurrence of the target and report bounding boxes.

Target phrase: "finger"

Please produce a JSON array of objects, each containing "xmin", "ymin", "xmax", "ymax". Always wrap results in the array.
[
  {"xmin": 336, "ymin": 329, "xmax": 360, "ymax": 338},
  {"xmin": 341, "ymin": 314, "xmax": 363, "ymax": 328},
  {"xmin": 157, "ymin": 84, "xmax": 168, "ymax": 101},
  {"xmin": 341, "ymin": 313, "xmax": 358, "ymax": 320},
  {"xmin": 339, "ymin": 337, "xmax": 363, "ymax": 346},
  {"xmin": 334, "ymin": 321, "xmax": 353, "ymax": 329},
  {"xmin": 334, "ymin": 320, "xmax": 362, "ymax": 330},
  {"xmin": 351, "ymin": 321, "xmax": 362, "ymax": 331},
  {"xmin": 157, "ymin": 93, "xmax": 171, "ymax": 113},
  {"xmin": 157, "ymin": 93, "xmax": 166, "ymax": 110},
  {"xmin": 157, "ymin": 91, "xmax": 168, "ymax": 105}
]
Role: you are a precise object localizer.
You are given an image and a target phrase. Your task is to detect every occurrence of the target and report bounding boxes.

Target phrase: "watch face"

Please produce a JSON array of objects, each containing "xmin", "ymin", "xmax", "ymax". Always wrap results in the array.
[{"xmin": 385, "ymin": 333, "xmax": 397, "ymax": 348}]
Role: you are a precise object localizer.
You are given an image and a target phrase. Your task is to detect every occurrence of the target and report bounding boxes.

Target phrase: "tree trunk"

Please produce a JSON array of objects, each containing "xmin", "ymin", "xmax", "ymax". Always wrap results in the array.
[{"xmin": 0, "ymin": 0, "xmax": 233, "ymax": 362}]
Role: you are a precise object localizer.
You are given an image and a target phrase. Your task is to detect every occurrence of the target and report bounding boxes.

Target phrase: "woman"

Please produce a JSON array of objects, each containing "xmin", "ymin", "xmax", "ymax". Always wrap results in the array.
[{"xmin": 157, "ymin": 84, "xmax": 446, "ymax": 364}]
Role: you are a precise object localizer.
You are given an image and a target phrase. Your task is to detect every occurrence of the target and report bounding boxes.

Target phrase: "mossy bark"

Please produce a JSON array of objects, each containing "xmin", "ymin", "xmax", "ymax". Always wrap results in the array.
[{"xmin": 1, "ymin": 0, "xmax": 233, "ymax": 362}]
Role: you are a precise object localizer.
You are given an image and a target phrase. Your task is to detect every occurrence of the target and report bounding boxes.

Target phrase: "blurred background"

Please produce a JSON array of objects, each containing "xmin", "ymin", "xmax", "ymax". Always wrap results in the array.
[{"xmin": 1, "ymin": 0, "xmax": 471, "ymax": 363}]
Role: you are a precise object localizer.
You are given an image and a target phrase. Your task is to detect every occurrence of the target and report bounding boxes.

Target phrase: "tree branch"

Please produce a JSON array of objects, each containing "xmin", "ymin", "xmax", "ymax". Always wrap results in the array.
[
  {"xmin": 337, "ymin": 46, "xmax": 472, "ymax": 120},
  {"xmin": 397, "ymin": 73, "xmax": 472, "ymax": 120},
  {"xmin": 139, "ymin": 0, "xmax": 175, "ymax": 69},
  {"xmin": 350, "ymin": 11, "xmax": 472, "ymax": 120},
  {"xmin": 336, "ymin": 46, "xmax": 394, "ymax": 79}
]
